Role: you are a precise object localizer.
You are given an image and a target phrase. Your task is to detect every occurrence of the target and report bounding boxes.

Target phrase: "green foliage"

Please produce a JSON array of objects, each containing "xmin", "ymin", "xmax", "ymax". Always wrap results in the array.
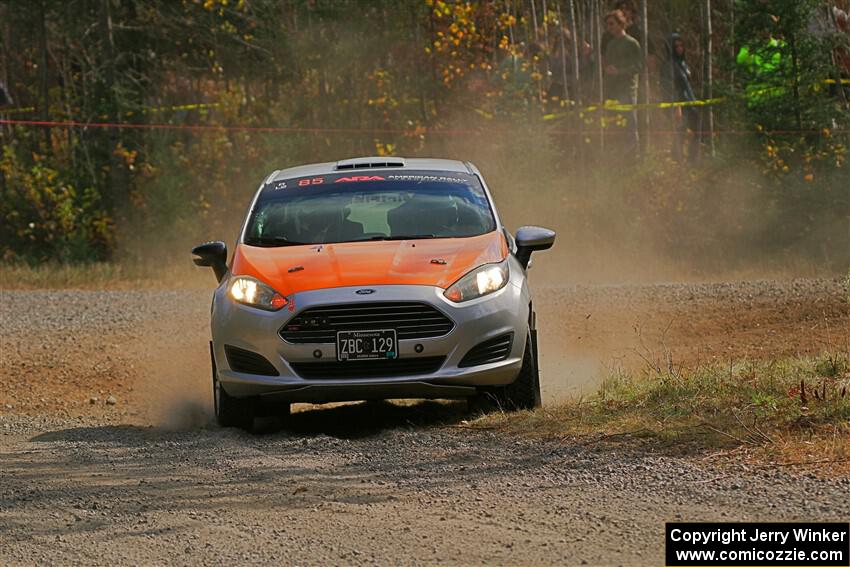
[
  {"xmin": 732, "ymin": 0, "xmax": 846, "ymax": 127},
  {"xmin": 815, "ymin": 354, "xmax": 849, "ymax": 378},
  {"xmin": 0, "ymin": 146, "xmax": 112, "ymax": 263},
  {"xmin": 722, "ymin": 0, "xmax": 850, "ymax": 271}
]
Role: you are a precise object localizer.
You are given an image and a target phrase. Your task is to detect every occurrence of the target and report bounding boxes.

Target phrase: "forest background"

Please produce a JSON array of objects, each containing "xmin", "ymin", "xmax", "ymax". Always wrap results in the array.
[{"xmin": 1, "ymin": 0, "xmax": 848, "ymax": 283}]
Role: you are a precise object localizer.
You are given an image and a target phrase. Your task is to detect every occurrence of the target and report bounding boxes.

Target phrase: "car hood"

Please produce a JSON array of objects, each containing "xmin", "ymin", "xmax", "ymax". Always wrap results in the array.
[{"xmin": 230, "ymin": 231, "xmax": 508, "ymax": 296}]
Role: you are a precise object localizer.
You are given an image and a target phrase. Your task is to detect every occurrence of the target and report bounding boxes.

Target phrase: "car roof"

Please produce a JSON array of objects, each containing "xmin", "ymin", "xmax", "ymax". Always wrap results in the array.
[{"xmin": 268, "ymin": 157, "xmax": 475, "ymax": 182}]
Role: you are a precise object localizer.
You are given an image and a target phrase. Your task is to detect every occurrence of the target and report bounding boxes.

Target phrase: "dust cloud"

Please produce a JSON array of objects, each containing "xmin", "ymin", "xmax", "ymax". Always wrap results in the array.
[
  {"xmin": 128, "ymin": 319, "xmax": 214, "ymax": 430},
  {"xmin": 114, "ymin": 112, "xmax": 845, "ymax": 411},
  {"xmin": 119, "ymin": 98, "xmax": 844, "ymax": 289},
  {"xmin": 539, "ymin": 345, "xmax": 606, "ymax": 402},
  {"xmin": 534, "ymin": 291, "xmax": 632, "ymax": 403},
  {"xmin": 419, "ymin": 118, "xmax": 846, "ymax": 402}
]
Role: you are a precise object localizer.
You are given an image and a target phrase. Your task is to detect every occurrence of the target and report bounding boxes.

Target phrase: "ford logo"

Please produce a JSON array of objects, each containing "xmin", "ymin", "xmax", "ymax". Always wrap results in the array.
[{"xmin": 355, "ymin": 289, "xmax": 375, "ymax": 295}]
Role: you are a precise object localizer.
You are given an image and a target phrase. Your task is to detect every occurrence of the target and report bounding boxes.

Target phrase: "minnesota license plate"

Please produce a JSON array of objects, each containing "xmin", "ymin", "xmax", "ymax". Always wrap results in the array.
[{"xmin": 336, "ymin": 329, "xmax": 398, "ymax": 361}]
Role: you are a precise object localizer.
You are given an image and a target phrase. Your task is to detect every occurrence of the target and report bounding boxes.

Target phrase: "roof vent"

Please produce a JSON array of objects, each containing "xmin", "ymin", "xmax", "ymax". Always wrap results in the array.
[{"xmin": 335, "ymin": 157, "xmax": 406, "ymax": 170}]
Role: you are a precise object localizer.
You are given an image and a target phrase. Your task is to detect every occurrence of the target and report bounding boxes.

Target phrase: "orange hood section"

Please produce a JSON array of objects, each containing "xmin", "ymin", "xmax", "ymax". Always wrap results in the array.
[{"xmin": 231, "ymin": 231, "xmax": 508, "ymax": 296}]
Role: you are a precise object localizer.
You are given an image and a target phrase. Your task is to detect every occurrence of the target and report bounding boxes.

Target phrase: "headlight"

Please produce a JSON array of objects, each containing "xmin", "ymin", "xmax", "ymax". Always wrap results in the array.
[
  {"xmin": 228, "ymin": 276, "xmax": 287, "ymax": 311},
  {"xmin": 444, "ymin": 260, "xmax": 509, "ymax": 303}
]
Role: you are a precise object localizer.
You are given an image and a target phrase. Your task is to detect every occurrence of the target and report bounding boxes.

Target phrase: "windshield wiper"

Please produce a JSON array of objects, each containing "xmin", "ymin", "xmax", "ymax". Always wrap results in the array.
[
  {"xmin": 368, "ymin": 234, "xmax": 437, "ymax": 241},
  {"xmin": 244, "ymin": 236, "xmax": 309, "ymax": 247}
]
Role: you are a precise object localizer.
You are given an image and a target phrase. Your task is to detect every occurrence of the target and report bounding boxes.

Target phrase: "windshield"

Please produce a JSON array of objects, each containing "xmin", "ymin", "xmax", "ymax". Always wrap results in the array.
[{"xmin": 244, "ymin": 171, "xmax": 496, "ymax": 246}]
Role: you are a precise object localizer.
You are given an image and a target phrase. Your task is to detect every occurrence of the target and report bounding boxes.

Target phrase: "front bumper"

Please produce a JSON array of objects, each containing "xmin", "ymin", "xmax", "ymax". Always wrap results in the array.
[{"xmin": 211, "ymin": 274, "xmax": 530, "ymax": 403}]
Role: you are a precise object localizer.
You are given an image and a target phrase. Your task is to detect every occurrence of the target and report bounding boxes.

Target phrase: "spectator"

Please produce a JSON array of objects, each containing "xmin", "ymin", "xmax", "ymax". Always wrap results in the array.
[
  {"xmin": 618, "ymin": 0, "xmax": 642, "ymax": 38},
  {"xmin": 736, "ymin": 36, "xmax": 788, "ymax": 107},
  {"xmin": 662, "ymin": 33, "xmax": 700, "ymax": 162},
  {"xmin": 832, "ymin": 7, "xmax": 849, "ymax": 81},
  {"xmin": 498, "ymin": 41, "xmax": 545, "ymax": 114},
  {"xmin": 602, "ymin": 0, "xmax": 641, "ymax": 53},
  {"xmin": 547, "ymin": 27, "xmax": 592, "ymax": 103},
  {"xmin": 603, "ymin": 9, "xmax": 642, "ymax": 156},
  {"xmin": 0, "ymin": 81, "xmax": 12, "ymax": 107},
  {"xmin": 805, "ymin": 5, "xmax": 848, "ymax": 100}
]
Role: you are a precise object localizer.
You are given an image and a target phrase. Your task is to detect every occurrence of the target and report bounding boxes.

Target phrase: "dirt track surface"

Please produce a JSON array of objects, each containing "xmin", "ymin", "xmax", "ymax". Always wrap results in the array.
[
  {"xmin": 1, "ymin": 409, "xmax": 848, "ymax": 567},
  {"xmin": 0, "ymin": 278, "xmax": 848, "ymax": 565}
]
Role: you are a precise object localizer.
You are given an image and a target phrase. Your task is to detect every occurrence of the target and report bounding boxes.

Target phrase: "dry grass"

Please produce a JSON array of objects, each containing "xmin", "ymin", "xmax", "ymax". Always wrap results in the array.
[
  {"xmin": 477, "ymin": 353, "xmax": 850, "ymax": 476},
  {"xmin": 0, "ymin": 261, "xmax": 214, "ymax": 290}
]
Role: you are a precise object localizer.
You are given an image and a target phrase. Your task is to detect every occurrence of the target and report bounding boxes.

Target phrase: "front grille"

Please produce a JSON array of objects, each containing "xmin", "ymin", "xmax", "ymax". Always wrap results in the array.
[
  {"xmin": 224, "ymin": 345, "xmax": 279, "ymax": 376},
  {"xmin": 458, "ymin": 333, "xmax": 514, "ymax": 368},
  {"xmin": 280, "ymin": 302, "xmax": 454, "ymax": 344},
  {"xmin": 290, "ymin": 356, "xmax": 445, "ymax": 379}
]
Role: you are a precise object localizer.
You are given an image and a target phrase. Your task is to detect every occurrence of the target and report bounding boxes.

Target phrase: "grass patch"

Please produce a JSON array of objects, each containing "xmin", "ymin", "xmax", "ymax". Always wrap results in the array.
[{"xmin": 480, "ymin": 353, "xmax": 850, "ymax": 474}]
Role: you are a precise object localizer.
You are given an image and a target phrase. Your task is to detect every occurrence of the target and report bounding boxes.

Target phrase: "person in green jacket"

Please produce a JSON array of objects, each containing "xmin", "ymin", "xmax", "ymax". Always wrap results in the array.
[
  {"xmin": 603, "ymin": 9, "xmax": 642, "ymax": 156},
  {"xmin": 736, "ymin": 37, "xmax": 787, "ymax": 107}
]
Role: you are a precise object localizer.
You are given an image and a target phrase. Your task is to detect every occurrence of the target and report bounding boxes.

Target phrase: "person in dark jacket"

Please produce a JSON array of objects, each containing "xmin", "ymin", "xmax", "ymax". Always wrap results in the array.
[
  {"xmin": 547, "ymin": 27, "xmax": 592, "ymax": 103},
  {"xmin": 662, "ymin": 33, "xmax": 700, "ymax": 162},
  {"xmin": 0, "ymin": 81, "xmax": 13, "ymax": 107}
]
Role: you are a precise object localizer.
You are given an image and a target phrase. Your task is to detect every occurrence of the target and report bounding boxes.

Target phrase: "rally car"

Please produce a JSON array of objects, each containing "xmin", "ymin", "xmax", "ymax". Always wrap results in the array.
[{"xmin": 192, "ymin": 157, "xmax": 555, "ymax": 429}]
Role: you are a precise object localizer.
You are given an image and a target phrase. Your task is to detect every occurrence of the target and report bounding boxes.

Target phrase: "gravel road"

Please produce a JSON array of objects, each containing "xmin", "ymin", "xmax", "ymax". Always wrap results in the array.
[{"xmin": 0, "ymin": 278, "xmax": 848, "ymax": 565}]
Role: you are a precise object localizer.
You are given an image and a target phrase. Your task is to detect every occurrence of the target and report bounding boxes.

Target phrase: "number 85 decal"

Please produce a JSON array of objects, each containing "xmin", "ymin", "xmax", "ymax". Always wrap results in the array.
[{"xmin": 298, "ymin": 177, "xmax": 324, "ymax": 186}]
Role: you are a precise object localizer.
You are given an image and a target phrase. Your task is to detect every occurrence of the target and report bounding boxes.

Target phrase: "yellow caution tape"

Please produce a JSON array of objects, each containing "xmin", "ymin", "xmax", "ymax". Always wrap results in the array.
[
  {"xmin": 1, "ymin": 102, "xmax": 219, "ymax": 119},
  {"xmin": 585, "ymin": 97, "xmax": 726, "ymax": 112},
  {"xmin": 3, "ymin": 79, "xmax": 847, "ymax": 124},
  {"xmin": 547, "ymin": 79, "xmax": 848, "ymax": 121},
  {"xmin": 138, "ymin": 102, "xmax": 219, "ymax": 114},
  {"xmin": 541, "ymin": 97, "xmax": 727, "ymax": 121},
  {"xmin": 113, "ymin": 102, "xmax": 219, "ymax": 120},
  {"xmin": 472, "ymin": 107, "xmax": 495, "ymax": 120},
  {"xmin": 1, "ymin": 106, "xmax": 36, "ymax": 115}
]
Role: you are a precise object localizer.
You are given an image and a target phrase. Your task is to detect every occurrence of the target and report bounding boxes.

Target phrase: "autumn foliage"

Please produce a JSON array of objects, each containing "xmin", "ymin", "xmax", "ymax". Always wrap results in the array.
[{"xmin": 0, "ymin": 0, "xmax": 847, "ymax": 272}]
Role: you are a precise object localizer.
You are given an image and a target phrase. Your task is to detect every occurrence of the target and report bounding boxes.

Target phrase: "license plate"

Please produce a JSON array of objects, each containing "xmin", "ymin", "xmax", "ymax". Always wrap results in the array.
[{"xmin": 337, "ymin": 329, "xmax": 398, "ymax": 361}]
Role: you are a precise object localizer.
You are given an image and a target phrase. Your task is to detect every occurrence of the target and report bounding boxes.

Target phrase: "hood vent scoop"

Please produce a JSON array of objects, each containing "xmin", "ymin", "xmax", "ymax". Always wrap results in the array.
[{"xmin": 335, "ymin": 157, "xmax": 406, "ymax": 170}]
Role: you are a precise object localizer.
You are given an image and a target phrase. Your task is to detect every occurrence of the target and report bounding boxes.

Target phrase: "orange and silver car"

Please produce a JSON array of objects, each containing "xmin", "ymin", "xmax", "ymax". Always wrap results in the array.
[{"xmin": 192, "ymin": 157, "xmax": 555, "ymax": 428}]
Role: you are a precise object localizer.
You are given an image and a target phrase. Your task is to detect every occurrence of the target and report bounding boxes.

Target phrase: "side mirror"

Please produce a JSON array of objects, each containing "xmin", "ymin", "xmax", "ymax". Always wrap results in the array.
[
  {"xmin": 515, "ymin": 226, "xmax": 556, "ymax": 269},
  {"xmin": 192, "ymin": 241, "xmax": 228, "ymax": 283}
]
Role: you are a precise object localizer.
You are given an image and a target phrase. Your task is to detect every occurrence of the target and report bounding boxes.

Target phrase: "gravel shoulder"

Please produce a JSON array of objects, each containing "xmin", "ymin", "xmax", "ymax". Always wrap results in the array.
[
  {"xmin": 0, "ymin": 278, "xmax": 847, "ymax": 565},
  {"xmin": 1, "ymin": 407, "xmax": 848, "ymax": 567}
]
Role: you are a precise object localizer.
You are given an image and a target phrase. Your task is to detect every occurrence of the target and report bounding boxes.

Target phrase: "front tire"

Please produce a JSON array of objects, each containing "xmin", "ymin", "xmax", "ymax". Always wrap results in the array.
[
  {"xmin": 491, "ymin": 329, "xmax": 542, "ymax": 411},
  {"xmin": 211, "ymin": 342, "xmax": 255, "ymax": 430}
]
